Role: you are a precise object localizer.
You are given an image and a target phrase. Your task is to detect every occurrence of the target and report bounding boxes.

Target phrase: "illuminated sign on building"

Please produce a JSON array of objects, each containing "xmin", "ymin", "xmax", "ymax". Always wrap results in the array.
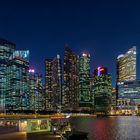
[
  {"xmin": 29, "ymin": 69, "xmax": 35, "ymax": 73},
  {"xmin": 97, "ymin": 67, "xmax": 106, "ymax": 76}
]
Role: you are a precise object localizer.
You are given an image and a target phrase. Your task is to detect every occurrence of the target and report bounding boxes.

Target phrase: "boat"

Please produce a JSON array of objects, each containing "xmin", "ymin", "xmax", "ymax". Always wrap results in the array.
[{"xmin": 63, "ymin": 131, "xmax": 88, "ymax": 140}]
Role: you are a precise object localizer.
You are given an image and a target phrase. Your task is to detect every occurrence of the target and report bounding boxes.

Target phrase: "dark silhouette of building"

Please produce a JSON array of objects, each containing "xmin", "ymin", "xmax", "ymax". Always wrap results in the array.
[
  {"xmin": 45, "ymin": 55, "xmax": 62, "ymax": 111},
  {"xmin": 63, "ymin": 47, "xmax": 79, "ymax": 111}
]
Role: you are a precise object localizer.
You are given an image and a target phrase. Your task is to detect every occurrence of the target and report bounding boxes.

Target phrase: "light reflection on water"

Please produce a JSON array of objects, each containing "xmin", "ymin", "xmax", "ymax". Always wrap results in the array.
[
  {"xmin": 0, "ymin": 116, "xmax": 140, "ymax": 140},
  {"xmin": 70, "ymin": 116, "xmax": 140, "ymax": 140}
]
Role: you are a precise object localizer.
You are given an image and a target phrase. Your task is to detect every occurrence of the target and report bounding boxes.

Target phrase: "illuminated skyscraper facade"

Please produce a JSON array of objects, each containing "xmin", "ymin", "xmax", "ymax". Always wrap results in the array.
[
  {"xmin": 45, "ymin": 58, "xmax": 53, "ymax": 110},
  {"xmin": 116, "ymin": 47, "xmax": 138, "ymax": 109},
  {"xmin": 117, "ymin": 80, "xmax": 140, "ymax": 110},
  {"xmin": 117, "ymin": 46, "xmax": 136, "ymax": 82},
  {"xmin": 45, "ymin": 55, "xmax": 62, "ymax": 111},
  {"xmin": 93, "ymin": 67, "xmax": 112, "ymax": 114},
  {"xmin": 79, "ymin": 53, "xmax": 91, "ymax": 107},
  {"xmin": 63, "ymin": 47, "xmax": 79, "ymax": 110},
  {"xmin": 29, "ymin": 69, "xmax": 43, "ymax": 111},
  {"xmin": 0, "ymin": 39, "xmax": 15, "ymax": 111},
  {"xmin": 6, "ymin": 50, "xmax": 29, "ymax": 111}
]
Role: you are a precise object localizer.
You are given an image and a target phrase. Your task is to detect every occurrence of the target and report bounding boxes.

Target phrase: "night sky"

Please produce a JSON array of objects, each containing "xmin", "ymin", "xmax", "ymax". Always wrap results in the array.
[{"xmin": 0, "ymin": 0, "xmax": 140, "ymax": 86}]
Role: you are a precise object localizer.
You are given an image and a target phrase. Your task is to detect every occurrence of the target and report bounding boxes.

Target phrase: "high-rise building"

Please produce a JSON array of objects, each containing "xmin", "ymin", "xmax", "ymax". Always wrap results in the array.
[
  {"xmin": 112, "ymin": 88, "xmax": 116, "ymax": 109},
  {"xmin": 63, "ymin": 47, "xmax": 79, "ymax": 110},
  {"xmin": 29, "ymin": 69, "xmax": 43, "ymax": 111},
  {"xmin": 6, "ymin": 50, "xmax": 29, "ymax": 111},
  {"xmin": 45, "ymin": 55, "xmax": 62, "ymax": 111},
  {"xmin": 117, "ymin": 80, "xmax": 140, "ymax": 110},
  {"xmin": 79, "ymin": 53, "xmax": 92, "ymax": 108},
  {"xmin": 117, "ymin": 46, "xmax": 136, "ymax": 82},
  {"xmin": 116, "ymin": 47, "xmax": 139, "ymax": 109},
  {"xmin": 45, "ymin": 58, "xmax": 53, "ymax": 110},
  {"xmin": 92, "ymin": 67, "xmax": 112, "ymax": 114},
  {"xmin": 0, "ymin": 38, "xmax": 16, "ymax": 111}
]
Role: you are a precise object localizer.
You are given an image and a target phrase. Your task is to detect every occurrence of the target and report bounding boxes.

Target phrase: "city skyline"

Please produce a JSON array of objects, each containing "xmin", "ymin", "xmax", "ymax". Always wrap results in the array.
[
  {"xmin": 1, "ymin": 1, "xmax": 140, "ymax": 140},
  {"xmin": 0, "ymin": 37, "xmax": 138, "ymax": 87},
  {"xmin": 1, "ymin": 0, "xmax": 140, "ymax": 86}
]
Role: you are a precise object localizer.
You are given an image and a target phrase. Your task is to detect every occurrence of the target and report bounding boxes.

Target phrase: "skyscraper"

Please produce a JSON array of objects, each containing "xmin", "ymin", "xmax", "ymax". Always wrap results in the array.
[
  {"xmin": 63, "ymin": 47, "xmax": 79, "ymax": 111},
  {"xmin": 45, "ymin": 58, "xmax": 53, "ymax": 110},
  {"xmin": 45, "ymin": 55, "xmax": 62, "ymax": 111},
  {"xmin": 79, "ymin": 53, "xmax": 91, "ymax": 108},
  {"xmin": 92, "ymin": 67, "xmax": 112, "ymax": 114},
  {"xmin": 0, "ymin": 39, "xmax": 16, "ymax": 111},
  {"xmin": 29, "ymin": 69, "xmax": 44, "ymax": 111},
  {"xmin": 117, "ymin": 80, "xmax": 140, "ymax": 110},
  {"xmin": 117, "ymin": 46, "xmax": 136, "ymax": 82},
  {"xmin": 116, "ymin": 47, "xmax": 138, "ymax": 109},
  {"xmin": 6, "ymin": 50, "xmax": 29, "ymax": 111}
]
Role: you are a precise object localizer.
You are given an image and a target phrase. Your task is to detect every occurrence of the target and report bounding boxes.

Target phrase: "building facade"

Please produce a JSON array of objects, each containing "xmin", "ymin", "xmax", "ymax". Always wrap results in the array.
[
  {"xmin": 45, "ymin": 55, "xmax": 62, "ymax": 111},
  {"xmin": 92, "ymin": 67, "xmax": 112, "ymax": 114},
  {"xmin": 29, "ymin": 69, "xmax": 43, "ymax": 111},
  {"xmin": 116, "ymin": 47, "xmax": 139, "ymax": 110},
  {"xmin": 79, "ymin": 53, "xmax": 91, "ymax": 108},
  {"xmin": 6, "ymin": 50, "xmax": 29, "ymax": 111},
  {"xmin": 117, "ymin": 80, "xmax": 140, "ymax": 110},
  {"xmin": 117, "ymin": 46, "xmax": 136, "ymax": 82},
  {"xmin": 63, "ymin": 47, "xmax": 79, "ymax": 111},
  {"xmin": 0, "ymin": 39, "xmax": 16, "ymax": 111}
]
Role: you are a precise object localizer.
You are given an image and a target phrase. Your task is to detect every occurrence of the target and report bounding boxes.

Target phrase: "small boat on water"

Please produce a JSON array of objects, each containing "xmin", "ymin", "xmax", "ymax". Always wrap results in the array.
[{"xmin": 63, "ymin": 131, "xmax": 88, "ymax": 140}]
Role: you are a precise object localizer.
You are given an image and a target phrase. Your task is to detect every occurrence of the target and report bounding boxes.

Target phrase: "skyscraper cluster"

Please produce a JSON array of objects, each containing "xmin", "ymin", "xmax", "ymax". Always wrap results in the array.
[
  {"xmin": 0, "ymin": 38, "xmax": 43, "ymax": 112},
  {"xmin": 45, "ymin": 47, "xmax": 112, "ymax": 113},
  {"xmin": 1, "ymin": 38, "xmax": 139, "ymax": 114}
]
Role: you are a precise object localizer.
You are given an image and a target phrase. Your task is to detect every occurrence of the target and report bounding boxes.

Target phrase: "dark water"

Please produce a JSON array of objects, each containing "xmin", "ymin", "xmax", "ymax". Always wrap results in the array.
[
  {"xmin": 0, "ymin": 116, "xmax": 140, "ymax": 140},
  {"xmin": 70, "ymin": 116, "xmax": 140, "ymax": 140}
]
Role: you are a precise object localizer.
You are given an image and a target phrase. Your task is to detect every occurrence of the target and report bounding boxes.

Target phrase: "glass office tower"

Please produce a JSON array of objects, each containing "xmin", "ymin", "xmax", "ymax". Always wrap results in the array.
[
  {"xmin": 93, "ymin": 67, "xmax": 112, "ymax": 114},
  {"xmin": 117, "ymin": 46, "xmax": 136, "ymax": 82},
  {"xmin": 6, "ymin": 50, "xmax": 29, "ymax": 111},
  {"xmin": 0, "ymin": 39, "xmax": 16, "ymax": 112},
  {"xmin": 117, "ymin": 80, "xmax": 140, "ymax": 109},
  {"xmin": 29, "ymin": 69, "xmax": 43, "ymax": 111},
  {"xmin": 116, "ymin": 46, "xmax": 138, "ymax": 109},
  {"xmin": 79, "ymin": 53, "xmax": 91, "ymax": 107}
]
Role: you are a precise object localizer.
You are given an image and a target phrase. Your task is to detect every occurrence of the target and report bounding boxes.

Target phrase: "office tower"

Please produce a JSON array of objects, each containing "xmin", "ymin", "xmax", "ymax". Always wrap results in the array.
[
  {"xmin": 63, "ymin": 47, "xmax": 79, "ymax": 111},
  {"xmin": 0, "ymin": 39, "xmax": 16, "ymax": 111},
  {"xmin": 116, "ymin": 47, "xmax": 140, "ymax": 110},
  {"xmin": 93, "ymin": 67, "xmax": 112, "ymax": 114},
  {"xmin": 79, "ymin": 53, "xmax": 92, "ymax": 108},
  {"xmin": 45, "ymin": 58, "xmax": 52, "ymax": 110},
  {"xmin": 117, "ymin": 46, "xmax": 136, "ymax": 82},
  {"xmin": 45, "ymin": 54, "xmax": 62, "ymax": 111},
  {"xmin": 29, "ymin": 69, "xmax": 43, "ymax": 111},
  {"xmin": 117, "ymin": 80, "xmax": 140, "ymax": 110},
  {"xmin": 111, "ymin": 88, "xmax": 116, "ymax": 109},
  {"xmin": 6, "ymin": 50, "xmax": 29, "ymax": 111}
]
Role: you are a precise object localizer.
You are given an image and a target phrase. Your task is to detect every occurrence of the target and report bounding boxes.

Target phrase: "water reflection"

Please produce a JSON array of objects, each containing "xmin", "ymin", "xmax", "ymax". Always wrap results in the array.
[
  {"xmin": 70, "ymin": 116, "xmax": 140, "ymax": 140},
  {"xmin": 0, "ymin": 117, "xmax": 140, "ymax": 140}
]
